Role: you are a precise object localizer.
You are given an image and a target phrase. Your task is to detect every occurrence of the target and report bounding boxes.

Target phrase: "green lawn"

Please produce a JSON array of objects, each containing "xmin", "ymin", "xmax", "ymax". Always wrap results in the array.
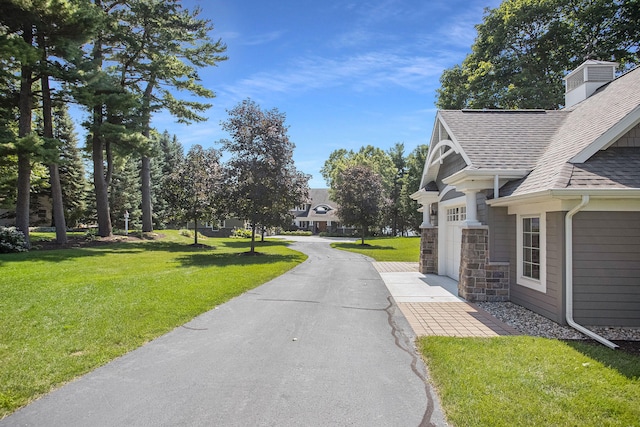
[
  {"xmin": 0, "ymin": 231, "xmax": 305, "ymax": 418},
  {"xmin": 330, "ymin": 236, "xmax": 420, "ymax": 261},
  {"xmin": 29, "ymin": 230, "xmax": 88, "ymax": 242},
  {"xmin": 419, "ymin": 336, "xmax": 640, "ymax": 427}
]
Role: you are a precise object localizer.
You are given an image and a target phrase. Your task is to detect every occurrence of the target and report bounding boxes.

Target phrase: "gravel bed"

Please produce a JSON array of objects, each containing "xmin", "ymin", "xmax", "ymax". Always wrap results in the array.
[{"xmin": 476, "ymin": 301, "xmax": 640, "ymax": 341}]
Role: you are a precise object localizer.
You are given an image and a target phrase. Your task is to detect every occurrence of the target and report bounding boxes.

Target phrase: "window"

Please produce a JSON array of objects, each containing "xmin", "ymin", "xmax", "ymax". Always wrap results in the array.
[
  {"xmin": 522, "ymin": 217, "xmax": 540, "ymax": 280},
  {"xmin": 446, "ymin": 206, "xmax": 466, "ymax": 222},
  {"xmin": 517, "ymin": 214, "xmax": 546, "ymax": 292}
]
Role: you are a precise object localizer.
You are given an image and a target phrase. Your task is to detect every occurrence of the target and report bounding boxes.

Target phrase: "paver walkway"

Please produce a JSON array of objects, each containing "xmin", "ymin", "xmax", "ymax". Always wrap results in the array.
[{"xmin": 374, "ymin": 262, "xmax": 520, "ymax": 337}]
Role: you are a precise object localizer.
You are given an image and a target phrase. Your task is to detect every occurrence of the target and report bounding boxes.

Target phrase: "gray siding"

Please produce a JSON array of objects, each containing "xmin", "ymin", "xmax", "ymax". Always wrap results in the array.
[
  {"xmin": 510, "ymin": 212, "xmax": 565, "ymax": 324},
  {"xmin": 612, "ymin": 122, "xmax": 640, "ymax": 147},
  {"xmin": 572, "ymin": 211, "xmax": 640, "ymax": 327},
  {"xmin": 435, "ymin": 152, "xmax": 467, "ymax": 192},
  {"xmin": 477, "ymin": 192, "xmax": 489, "ymax": 224},
  {"xmin": 487, "ymin": 206, "xmax": 511, "ymax": 262}
]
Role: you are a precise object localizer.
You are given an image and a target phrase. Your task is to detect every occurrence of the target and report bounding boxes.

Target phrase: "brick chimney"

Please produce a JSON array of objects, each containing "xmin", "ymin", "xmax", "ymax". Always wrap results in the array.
[{"xmin": 564, "ymin": 60, "xmax": 618, "ymax": 108}]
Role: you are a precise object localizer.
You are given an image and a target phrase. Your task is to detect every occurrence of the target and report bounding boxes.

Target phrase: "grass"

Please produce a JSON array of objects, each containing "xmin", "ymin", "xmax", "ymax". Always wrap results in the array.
[
  {"xmin": 0, "ymin": 231, "xmax": 306, "ymax": 418},
  {"xmin": 29, "ymin": 230, "xmax": 88, "ymax": 242},
  {"xmin": 330, "ymin": 236, "xmax": 420, "ymax": 262},
  {"xmin": 419, "ymin": 336, "xmax": 640, "ymax": 427}
]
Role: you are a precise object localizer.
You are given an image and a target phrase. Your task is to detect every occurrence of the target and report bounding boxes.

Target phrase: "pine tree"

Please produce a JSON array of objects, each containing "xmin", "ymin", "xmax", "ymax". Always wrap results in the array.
[
  {"xmin": 153, "ymin": 131, "xmax": 183, "ymax": 228},
  {"xmin": 113, "ymin": 0, "xmax": 227, "ymax": 232},
  {"xmin": 109, "ymin": 154, "xmax": 142, "ymax": 231},
  {"xmin": 54, "ymin": 104, "xmax": 89, "ymax": 227}
]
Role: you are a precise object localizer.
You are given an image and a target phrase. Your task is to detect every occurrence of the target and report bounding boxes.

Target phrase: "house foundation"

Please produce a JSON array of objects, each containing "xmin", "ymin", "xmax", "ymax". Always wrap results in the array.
[{"xmin": 458, "ymin": 227, "xmax": 510, "ymax": 302}]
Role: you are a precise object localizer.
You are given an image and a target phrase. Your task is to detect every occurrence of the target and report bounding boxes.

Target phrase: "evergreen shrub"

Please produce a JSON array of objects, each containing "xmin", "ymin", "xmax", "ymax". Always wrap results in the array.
[{"xmin": 0, "ymin": 227, "xmax": 29, "ymax": 253}]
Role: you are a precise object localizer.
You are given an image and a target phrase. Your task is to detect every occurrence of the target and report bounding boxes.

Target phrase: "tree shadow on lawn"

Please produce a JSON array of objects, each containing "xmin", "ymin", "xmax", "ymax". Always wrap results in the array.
[
  {"xmin": 564, "ymin": 339, "xmax": 640, "ymax": 379},
  {"xmin": 175, "ymin": 251, "xmax": 303, "ymax": 268},
  {"xmin": 0, "ymin": 241, "xmax": 208, "ymax": 265},
  {"xmin": 0, "ymin": 239, "xmax": 296, "ymax": 267},
  {"xmin": 331, "ymin": 242, "xmax": 395, "ymax": 250},
  {"xmin": 218, "ymin": 239, "xmax": 293, "ymax": 249},
  {"xmin": 0, "ymin": 246, "xmax": 117, "ymax": 265}
]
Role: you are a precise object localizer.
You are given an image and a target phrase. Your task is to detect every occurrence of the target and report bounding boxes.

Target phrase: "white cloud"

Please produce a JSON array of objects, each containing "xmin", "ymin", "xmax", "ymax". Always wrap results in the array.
[
  {"xmin": 221, "ymin": 48, "xmax": 456, "ymax": 101},
  {"xmin": 219, "ymin": 30, "xmax": 286, "ymax": 47},
  {"xmin": 241, "ymin": 30, "xmax": 287, "ymax": 46}
]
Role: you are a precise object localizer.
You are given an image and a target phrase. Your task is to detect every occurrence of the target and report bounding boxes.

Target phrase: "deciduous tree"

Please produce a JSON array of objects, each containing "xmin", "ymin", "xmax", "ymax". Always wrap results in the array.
[
  {"xmin": 219, "ymin": 99, "xmax": 310, "ymax": 254},
  {"xmin": 164, "ymin": 144, "xmax": 220, "ymax": 245},
  {"xmin": 332, "ymin": 165, "xmax": 387, "ymax": 245},
  {"xmin": 388, "ymin": 142, "xmax": 407, "ymax": 236},
  {"xmin": 321, "ymin": 144, "xmax": 397, "ymax": 233},
  {"xmin": 436, "ymin": 0, "xmax": 640, "ymax": 110},
  {"xmin": 400, "ymin": 144, "xmax": 429, "ymax": 233}
]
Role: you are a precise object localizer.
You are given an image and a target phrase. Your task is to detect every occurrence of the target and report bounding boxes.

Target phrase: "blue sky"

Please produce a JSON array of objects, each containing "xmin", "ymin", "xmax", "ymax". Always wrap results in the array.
[{"xmin": 138, "ymin": 0, "xmax": 503, "ymax": 187}]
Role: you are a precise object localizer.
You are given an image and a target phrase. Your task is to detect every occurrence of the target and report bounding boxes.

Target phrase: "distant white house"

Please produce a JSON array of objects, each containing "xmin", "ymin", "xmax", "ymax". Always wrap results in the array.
[{"xmin": 291, "ymin": 188, "xmax": 341, "ymax": 234}]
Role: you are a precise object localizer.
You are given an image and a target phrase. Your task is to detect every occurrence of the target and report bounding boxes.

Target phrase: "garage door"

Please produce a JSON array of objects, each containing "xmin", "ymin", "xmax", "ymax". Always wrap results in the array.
[{"xmin": 445, "ymin": 206, "xmax": 466, "ymax": 280}]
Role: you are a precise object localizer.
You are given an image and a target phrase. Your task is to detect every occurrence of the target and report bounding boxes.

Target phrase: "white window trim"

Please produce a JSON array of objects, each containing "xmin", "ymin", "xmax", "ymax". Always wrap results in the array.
[
  {"xmin": 516, "ymin": 213, "xmax": 546, "ymax": 293},
  {"xmin": 446, "ymin": 206, "xmax": 467, "ymax": 222}
]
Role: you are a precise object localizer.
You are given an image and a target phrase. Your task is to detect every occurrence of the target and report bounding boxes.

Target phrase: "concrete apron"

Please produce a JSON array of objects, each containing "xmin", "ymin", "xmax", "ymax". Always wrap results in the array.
[{"xmin": 374, "ymin": 263, "xmax": 520, "ymax": 337}]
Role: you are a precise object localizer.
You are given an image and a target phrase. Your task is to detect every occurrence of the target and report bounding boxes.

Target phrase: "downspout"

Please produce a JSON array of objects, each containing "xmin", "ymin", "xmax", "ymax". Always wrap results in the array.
[
  {"xmin": 494, "ymin": 175, "xmax": 499, "ymax": 199},
  {"xmin": 565, "ymin": 195, "xmax": 618, "ymax": 349}
]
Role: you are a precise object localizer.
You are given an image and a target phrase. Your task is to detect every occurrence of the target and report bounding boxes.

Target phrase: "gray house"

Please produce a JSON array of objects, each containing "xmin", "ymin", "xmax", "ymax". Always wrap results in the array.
[
  {"xmin": 411, "ymin": 61, "xmax": 640, "ymax": 341},
  {"xmin": 291, "ymin": 188, "xmax": 341, "ymax": 233}
]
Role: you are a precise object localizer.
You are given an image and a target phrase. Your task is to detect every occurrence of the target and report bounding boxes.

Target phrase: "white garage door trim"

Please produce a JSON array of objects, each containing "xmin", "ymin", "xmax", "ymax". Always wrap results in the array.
[{"xmin": 439, "ymin": 197, "xmax": 466, "ymax": 281}]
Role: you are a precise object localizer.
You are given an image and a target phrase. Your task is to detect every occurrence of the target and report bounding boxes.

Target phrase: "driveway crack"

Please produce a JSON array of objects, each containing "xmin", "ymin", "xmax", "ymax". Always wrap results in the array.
[
  {"xmin": 385, "ymin": 296, "xmax": 436, "ymax": 427},
  {"xmin": 257, "ymin": 298, "xmax": 320, "ymax": 304}
]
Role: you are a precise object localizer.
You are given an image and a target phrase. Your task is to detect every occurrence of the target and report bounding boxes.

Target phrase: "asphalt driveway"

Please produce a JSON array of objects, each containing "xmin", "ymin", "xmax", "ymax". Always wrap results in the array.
[{"xmin": 1, "ymin": 239, "xmax": 447, "ymax": 426}]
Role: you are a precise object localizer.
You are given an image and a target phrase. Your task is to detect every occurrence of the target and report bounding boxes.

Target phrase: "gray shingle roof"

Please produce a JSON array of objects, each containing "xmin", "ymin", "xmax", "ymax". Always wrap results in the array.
[
  {"xmin": 308, "ymin": 188, "xmax": 333, "ymax": 206},
  {"xmin": 506, "ymin": 66, "xmax": 640, "ymax": 196},
  {"xmin": 439, "ymin": 109, "xmax": 567, "ymax": 170},
  {"xmin": 293, "ymin": 188, "xmax": 340, "ymax": 221},
  {"xmin": 566, "ymin": 147, "xmax": 640, "ymax": 188},
  {"xmin": 437, "ymin": 66, "xmax": 640, "ymax": 196}
]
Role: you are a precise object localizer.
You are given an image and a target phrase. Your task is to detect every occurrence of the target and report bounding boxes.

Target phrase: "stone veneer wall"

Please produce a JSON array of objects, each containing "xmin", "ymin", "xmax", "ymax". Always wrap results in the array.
[
  {"xmin": 419, "ymin": 227, "xmax": 438, "ymax": 274},
  {"xmin": 458, "ymin": 227, "xmax": 510, "ymax": 302}
]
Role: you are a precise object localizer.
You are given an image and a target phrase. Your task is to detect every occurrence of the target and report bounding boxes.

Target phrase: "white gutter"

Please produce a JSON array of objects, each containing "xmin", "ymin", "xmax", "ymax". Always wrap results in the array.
[
  {"xmin": 487, "ymin": 188, "xmax": 640, "ymax": 207},
  {"xmin": 565, "ymin": 195, "xmax": 619, "ymax": 349}
]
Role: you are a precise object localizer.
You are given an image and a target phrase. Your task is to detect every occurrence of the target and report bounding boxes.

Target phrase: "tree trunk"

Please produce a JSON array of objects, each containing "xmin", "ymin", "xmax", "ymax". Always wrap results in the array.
[
  {"xmin": 15, "ymin": 23, "xmax": 33, "ymax": 247},
  {"xmin": 140, "ymin": 78, "xmax": 155, "ymax": 233},
  {"xmin": 49, "ymin": 164, "xmax": 67, "ymax": 244},
  {"xmin": 250, "ymin": 224, "xmax": 256, "ymax": 253},
  {"xmin": 91, "ymin": 36, "xmax": 112, "ymax": 238},
  {"xmin": 42, "ymin": 72, "xmax": 67, "ymax": 244},
  {"xmin": 194, "ymin": 217, "xmax": 198, "ymax": 245},
  {"xmin": 93, "ymin": 116, "xmax": 112, "ymax": 237},
  {"xmin": 16, "ymin": 152, "xmax": 31, "ymax": 245},
  {"xmin": 361, "ymin": 226, "xmax": 365, "ymax": 245},
  {"xmin": 141, "ymin": 156, "xmax": 152, "ymax": 232}
]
